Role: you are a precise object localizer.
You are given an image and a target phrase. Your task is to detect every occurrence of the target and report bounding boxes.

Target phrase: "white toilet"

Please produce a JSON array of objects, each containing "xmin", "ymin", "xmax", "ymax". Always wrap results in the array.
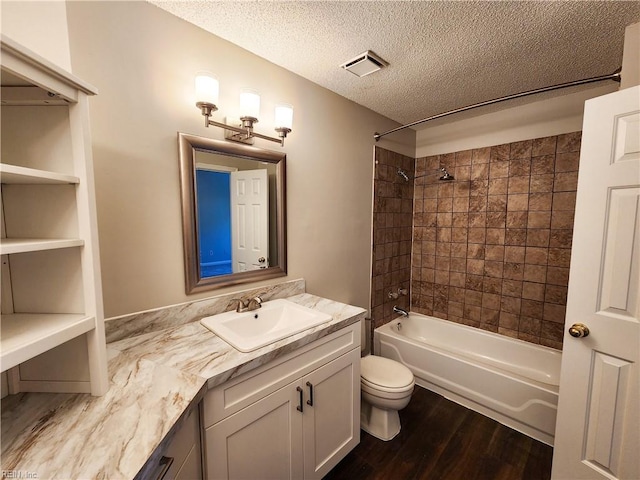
[{"xmin": 360, "ymin": 355, "xmax": 415, "ymax": 441}]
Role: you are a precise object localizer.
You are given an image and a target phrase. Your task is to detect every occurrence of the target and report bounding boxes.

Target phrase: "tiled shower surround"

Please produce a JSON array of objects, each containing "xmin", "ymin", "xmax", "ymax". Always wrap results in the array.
[
  {"xmin": 372, "ymin": 132, "xmax": 581, "ymax": 350},
  {"xmin": 371, "ymin": 148, "xmax": 415, "ymax": 328}
]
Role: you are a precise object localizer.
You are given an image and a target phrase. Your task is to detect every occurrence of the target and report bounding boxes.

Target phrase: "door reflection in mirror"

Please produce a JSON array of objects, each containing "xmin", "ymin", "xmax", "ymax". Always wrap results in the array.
[{"xmin": 229, "ymin": 169, "xmax": 269, "ymax": 273}]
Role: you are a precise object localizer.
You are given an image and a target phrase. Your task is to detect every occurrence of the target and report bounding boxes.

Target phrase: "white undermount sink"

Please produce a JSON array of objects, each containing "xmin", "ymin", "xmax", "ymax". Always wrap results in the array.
[{"xmin": 200, "ymin": 299, "xmax": 332, "ymax": 352}]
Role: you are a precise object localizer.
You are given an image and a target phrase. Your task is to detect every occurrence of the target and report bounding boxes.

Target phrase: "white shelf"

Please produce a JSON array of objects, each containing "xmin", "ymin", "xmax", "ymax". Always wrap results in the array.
[
  {"xmin": 0, "ymin": 313, "xmax": 95, "ymax": 372},
  {"xmin": 0, "ymin": 238, "xmax": 84, "ymax": 255},
  {"xmin": 0, "ymin": 163, "xmax": 79, "ymax": 184}
]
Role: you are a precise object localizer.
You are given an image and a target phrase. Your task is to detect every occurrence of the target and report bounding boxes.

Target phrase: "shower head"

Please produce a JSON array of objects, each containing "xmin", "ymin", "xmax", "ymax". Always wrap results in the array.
[
  {"xmin": 439, "ymin": 167, "xmax": 455, "ymax": 181},
  {"xmin": 397, "ymin": 168, "xmax": 410, "ymax": 182}
]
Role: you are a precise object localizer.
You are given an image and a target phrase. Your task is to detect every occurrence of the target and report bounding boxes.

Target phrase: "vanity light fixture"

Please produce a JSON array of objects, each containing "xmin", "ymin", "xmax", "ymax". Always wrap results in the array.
[{"xmin": 195, "ymin": 73, "xmax": 293, "ymax": 146}]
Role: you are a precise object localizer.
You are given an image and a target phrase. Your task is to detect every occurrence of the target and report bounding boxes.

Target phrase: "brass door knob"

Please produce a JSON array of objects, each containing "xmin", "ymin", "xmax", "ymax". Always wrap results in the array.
[{"xmin": 569, "ymin": 323, "xmax": 590, "ymax": 338}]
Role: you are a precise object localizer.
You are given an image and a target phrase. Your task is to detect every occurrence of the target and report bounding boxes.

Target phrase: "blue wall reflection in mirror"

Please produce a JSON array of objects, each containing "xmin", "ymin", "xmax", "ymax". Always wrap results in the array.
[{"xmin": 196, "ymin": 169, "xmax": 232, "ymax": 277}]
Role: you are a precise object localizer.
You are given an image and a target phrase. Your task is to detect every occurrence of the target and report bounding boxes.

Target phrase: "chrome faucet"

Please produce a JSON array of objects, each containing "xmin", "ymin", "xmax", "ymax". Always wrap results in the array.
[{"xmin": 393, "ymin": 306, "xmax": 409, "ymax": 317}]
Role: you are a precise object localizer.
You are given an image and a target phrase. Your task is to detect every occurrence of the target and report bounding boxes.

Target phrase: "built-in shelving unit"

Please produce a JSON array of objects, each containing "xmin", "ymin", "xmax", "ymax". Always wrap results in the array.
[{"xmin": 0, "ymin": 35, "xmax": 109, "ymax": 396}]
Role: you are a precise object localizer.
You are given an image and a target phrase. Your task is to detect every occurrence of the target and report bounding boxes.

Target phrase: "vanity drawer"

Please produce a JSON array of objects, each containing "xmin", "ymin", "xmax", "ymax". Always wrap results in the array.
[{"xmin": 203, "ymin": 322, "xmax": 359, "ymax": 427}]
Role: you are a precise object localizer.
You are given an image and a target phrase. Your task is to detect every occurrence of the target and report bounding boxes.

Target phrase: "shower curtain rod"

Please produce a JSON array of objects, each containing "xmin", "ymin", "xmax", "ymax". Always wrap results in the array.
[{"xmin": 374, "ymin": 69, "xmax": 621, "ymax": 141}]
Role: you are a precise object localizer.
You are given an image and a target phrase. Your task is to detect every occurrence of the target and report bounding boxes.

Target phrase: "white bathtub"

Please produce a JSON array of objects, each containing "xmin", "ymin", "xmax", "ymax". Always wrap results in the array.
[{"xmin": 374, "ymin": 313, "xmax": 561, "ymax": 445}]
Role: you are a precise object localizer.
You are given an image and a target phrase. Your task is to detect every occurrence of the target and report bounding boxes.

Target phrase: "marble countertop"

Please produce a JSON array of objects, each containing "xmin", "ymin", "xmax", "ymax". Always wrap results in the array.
[{"xmin": 1, "ymin": 293, "xmax": 365, "ymax": 479}]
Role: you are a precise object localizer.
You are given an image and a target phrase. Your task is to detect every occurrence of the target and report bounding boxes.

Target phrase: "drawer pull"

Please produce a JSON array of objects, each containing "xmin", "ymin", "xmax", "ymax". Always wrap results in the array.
[
  {"xmin": 306, "ymin": 381, "xmax": 314, "ymax": 406},
  {"xmin": 155, "ymin": 456, "xmax": 174, "ymax": 480},
  {"xmin": 296, "ymin": 386, "xmax": 304, "ymax": 412}
]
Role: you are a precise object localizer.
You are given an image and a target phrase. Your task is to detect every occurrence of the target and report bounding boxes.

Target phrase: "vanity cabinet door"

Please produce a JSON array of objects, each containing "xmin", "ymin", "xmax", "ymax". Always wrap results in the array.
[
  {"xmin": 206, "ymin": 380, "xmax": 304, "ymax": 480},
  {"xmin": 302, "ymin": 348, "xmax": 360, "ymax": 480}
]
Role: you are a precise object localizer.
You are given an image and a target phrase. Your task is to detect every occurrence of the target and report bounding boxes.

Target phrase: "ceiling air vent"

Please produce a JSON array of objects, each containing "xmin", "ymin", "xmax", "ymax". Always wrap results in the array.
[{"xmin": 340, "ymin": 50, "xmax": 388, "ymax": 77}]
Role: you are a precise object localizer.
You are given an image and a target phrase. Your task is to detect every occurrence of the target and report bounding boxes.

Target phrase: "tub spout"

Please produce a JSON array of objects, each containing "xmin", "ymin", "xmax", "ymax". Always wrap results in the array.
[{"xmin": 393, "ymin": 306, "xmax": 409, "ymax": 317}]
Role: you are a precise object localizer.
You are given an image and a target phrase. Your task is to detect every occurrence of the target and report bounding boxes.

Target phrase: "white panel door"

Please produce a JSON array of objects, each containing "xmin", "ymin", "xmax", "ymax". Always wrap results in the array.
[
  {"xmin": 230, "ymin": 169, "xmax": 269, "ymax": 272},
  {"xmin": 552, "ymin": 86, "xmax": 640, "ymax": 479}
]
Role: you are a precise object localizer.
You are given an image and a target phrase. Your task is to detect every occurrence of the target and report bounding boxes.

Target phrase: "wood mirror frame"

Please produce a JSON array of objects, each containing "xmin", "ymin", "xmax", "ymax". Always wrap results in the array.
[{"xmin": 178, "ymin": 132, "xmax": 287, "ymax": 293}]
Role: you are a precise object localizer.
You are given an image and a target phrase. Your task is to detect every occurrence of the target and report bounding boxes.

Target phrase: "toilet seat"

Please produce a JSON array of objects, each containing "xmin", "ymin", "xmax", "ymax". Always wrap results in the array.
[
  {"xmin": 360, "ymin": 355, "xmax": 414, "ymax": 392},
  {"xmin": 361, "ymin": 377, "xmax": 414, "ymax": 395}
]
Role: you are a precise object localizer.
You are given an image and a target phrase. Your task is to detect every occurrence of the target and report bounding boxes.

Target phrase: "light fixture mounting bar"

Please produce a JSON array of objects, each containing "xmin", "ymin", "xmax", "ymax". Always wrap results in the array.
[{"xmin": 205, "ymin": 117, "xmax": 286, "ymax": 146}]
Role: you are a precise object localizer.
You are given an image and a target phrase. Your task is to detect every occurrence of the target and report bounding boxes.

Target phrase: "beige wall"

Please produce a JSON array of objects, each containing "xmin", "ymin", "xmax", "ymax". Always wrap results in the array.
[
  {"xmin": 65, "ymin": 1, "xmax": 414, "ymax": 318},
  {"xmin": 0, "ymin": 0, "xmax": 71, "ymax": 70}
]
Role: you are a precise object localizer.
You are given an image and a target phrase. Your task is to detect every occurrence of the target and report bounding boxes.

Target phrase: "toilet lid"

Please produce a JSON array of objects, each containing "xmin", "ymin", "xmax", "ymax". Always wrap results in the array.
[{"xmin": 361, "ymin": 355, "xmax": 414, "ymax": 389}]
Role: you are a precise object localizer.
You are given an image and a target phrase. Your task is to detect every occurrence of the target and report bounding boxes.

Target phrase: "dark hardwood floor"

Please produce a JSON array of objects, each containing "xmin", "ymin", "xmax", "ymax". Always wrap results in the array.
[{"xmin": 324, "ymin": 386, "xmax": 553, "ymax": 480}]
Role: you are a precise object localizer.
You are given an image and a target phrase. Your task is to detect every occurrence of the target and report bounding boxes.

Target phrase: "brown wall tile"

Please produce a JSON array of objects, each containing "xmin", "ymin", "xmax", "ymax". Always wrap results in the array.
[
  {"xmin": 507, "ymin": 194, "xmax": 529, "ymax": 211},
  {"xmin": 547, "ymin": 266, "xmax": 570, "ymax": 286},
  {"xmin": 490, "ymin": 161, "xmax": 510, "ymax": 178},
  {"xmin": 530, "ymin": 174, "xmax": 554, "ymax": 193},
  {"xmin": 489, "ymin": 178, "xmax": 509, "ymax": 195},
  {"xmin": 522, "ymin": 281, "xmax": 545, "ymax": 301},
  {"xmin": 505, "ymin": 228, "xmax": 527, "ymax": 245},
  {"xmin": 549, "ymin": 230, "xmax": 573, "ymax": 248},
  {"xmin": 527, "ymin": 229, "xmax": 550, "ymax": 247},
  {"xmin": 502, "ymin": 279, "xmax": 523, "ymax": 297},
  {"xmin": 491, "ymin": 144, "xmax": 511, "ymax": 162},
  {"xmin": 532, "ymin": 136, "xmax": 557, "ymax": 156},
  {"xmin": 504, "ymin": 246, "xmax": 526, "ymax": 263},
  {"xmin": 485, "ymin": 245, "xmax": 505, "ymax": 261},
  {"xmin": 509, "ymin": 176, "xmax": 530, "ymax": 194},
  {"xmin": 472, "ymin": 147, "xmax": 492, "ymax": 164},
  {"xmin": 510, "ymin": 140, "xmax": 532, "ymax": 159},
  {"xmin": 484, "ymin": 260, "xmax": 504, "ymax": 278},
  {"xmin": 483, "ymin": 277, "xmax": 502, "ymax": 294},
  {"xmin": 528, "ymin": 211, "xmax": 551, "ymax": 229},
  {"xmin": 506, "ymin": 211, "xmax": 528, "ymax": 228},
  {"xmin": 509, "ymin": 159, "xmax": 531, "ymax": 176},
  {"xmin": 503, "ymin": 262, "xmax": 524, "ymax": 280},
  {"xmin": 486, "ymin": 228, "xmax": 506, "ymax": 245},
  {"xmin": 531, "ymin": 155, "xmax": 556, "ymax": 175},
  {"xmin": 529, "ymin": 193, "xmax": 553, "ymax": 211},
  {"xmin": 555, "ymin": 152, "xmax": 580, "ymax": 172},
  {"xmin": 552, "ymin": 192, "xmax": 577, "ymax": 211},
  {"xmin": 556, "ymin": 132, "xmax": 581, "ymax": 153},
  {"xmin": 521, "ymin": 299, "xmax": 544, "ymax": 319},
  {"xmin": 551, "ymin": 211, "xmax": 575, "ymax": 229},
  {"xmin": 554, "ymin": 172, "xmax": 579, "ymax": 192}
]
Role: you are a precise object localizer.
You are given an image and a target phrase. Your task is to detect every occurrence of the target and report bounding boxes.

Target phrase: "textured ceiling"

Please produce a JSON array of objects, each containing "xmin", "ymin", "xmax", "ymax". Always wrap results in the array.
[{"xmin": 150, "ymin": 1, "xmax": 640, "ymax": 130}]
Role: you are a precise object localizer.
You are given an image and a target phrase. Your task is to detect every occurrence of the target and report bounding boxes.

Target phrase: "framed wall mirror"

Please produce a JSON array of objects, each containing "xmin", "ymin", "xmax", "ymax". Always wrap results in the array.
[{"xmin": 178, "ymin": 132, "xmax": 287, "ymax": 293}]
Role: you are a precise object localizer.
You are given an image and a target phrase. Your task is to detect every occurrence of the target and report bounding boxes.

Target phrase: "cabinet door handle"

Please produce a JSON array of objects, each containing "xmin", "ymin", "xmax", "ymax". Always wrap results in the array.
[
  {"xmin": 155, "ymin": 456, "xmax": 174, "ymax": 480},
  {"xmin": 296, "ymin": 386, "xmax": 304, "ymax": 412},
  {"xmin": 306, "ymin": 381, "xmax": 314, "ymax": 406}
]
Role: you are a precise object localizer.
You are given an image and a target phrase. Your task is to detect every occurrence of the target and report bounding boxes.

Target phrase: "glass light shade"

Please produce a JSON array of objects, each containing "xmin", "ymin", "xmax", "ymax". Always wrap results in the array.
[
  {"xmin": 195, "ymin": 74, "xmax": 219, "ymax": 105},
  {"xmin": 239, "ymin": 90, "xmax": 260, "ymax": 118},
  {"xmin": 274, "ymin": 104, "xmax": 294, "ymax": 130}
]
